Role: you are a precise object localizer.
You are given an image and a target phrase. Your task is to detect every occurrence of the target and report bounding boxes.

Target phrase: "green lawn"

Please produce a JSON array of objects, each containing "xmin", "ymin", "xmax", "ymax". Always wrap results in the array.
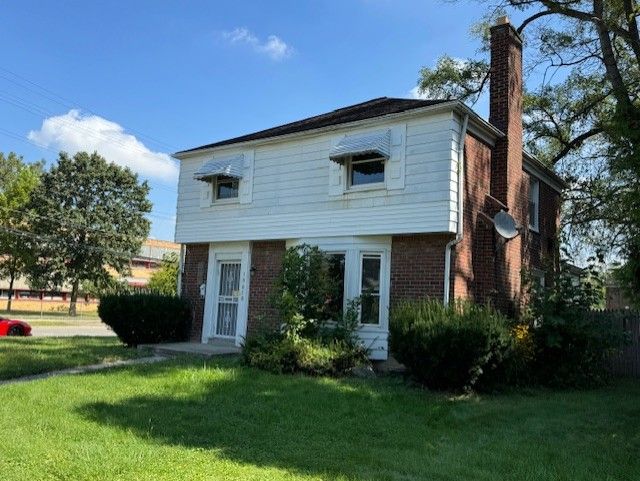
[
  {"xmin": 0, "ymin": 337, "xmax": 143, "ymax": 380},
  {"xmin": 0, "ymin": 357, "xmax": 638, "ymax": 481}
]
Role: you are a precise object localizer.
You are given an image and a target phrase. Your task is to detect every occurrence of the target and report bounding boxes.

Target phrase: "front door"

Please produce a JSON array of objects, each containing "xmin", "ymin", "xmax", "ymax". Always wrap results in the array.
[{"xmin": 214, "ymin": 261, "xmax": 242, "ymax": 339}]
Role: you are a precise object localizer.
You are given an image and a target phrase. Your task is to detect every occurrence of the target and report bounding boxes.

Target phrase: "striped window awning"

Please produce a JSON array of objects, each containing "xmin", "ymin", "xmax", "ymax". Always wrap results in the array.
[
  {"xmin": 329, "ymin": 130, "xmax": 391, "ymax": 163},
  {"xmin": 193, "ymin": 155, "xmax": 244, "ymax": 181}
]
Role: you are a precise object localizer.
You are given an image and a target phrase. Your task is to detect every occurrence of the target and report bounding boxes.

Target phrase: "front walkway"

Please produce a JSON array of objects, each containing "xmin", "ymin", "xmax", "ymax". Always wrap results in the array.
[
  {"xmin": 144, "ymin": 341, "xmax": 241, "ymax": 358},
  {"xmin": 0, "ymin": 355, "xmax": 167, "ymax": 386}
]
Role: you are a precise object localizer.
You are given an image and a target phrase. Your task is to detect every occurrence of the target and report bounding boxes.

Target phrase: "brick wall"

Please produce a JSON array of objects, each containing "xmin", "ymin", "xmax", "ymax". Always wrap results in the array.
[
  {"xmin": 521, "ymin": 171, "xmax": 561, "ymax": 280},
  {"xmin": 453, "ymin": 133, "xmax": 496, "ymax": 305},
  {"xmin": 390, "ymin": 234, "xmax": 453, "ymax": 305},
  {"xmin": 246, "ymin": 240, "xmax": 286, "ymax": 338},
  {"xmin": 181, "ymin": 243, "xmax": 209, "ymax": 341}
]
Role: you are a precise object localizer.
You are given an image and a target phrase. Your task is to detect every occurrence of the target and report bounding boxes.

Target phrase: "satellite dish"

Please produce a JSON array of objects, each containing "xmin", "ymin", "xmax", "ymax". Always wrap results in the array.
[{"xmin": 493, "ymin": 210, "xmax": 519, "ymax": 239}]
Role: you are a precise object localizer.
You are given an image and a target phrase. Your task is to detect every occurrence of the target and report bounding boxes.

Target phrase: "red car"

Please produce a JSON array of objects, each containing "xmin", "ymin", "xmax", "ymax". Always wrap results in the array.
[{"xmin": 0, "ymin": 316, "xmax": 32, "ymax": 336}]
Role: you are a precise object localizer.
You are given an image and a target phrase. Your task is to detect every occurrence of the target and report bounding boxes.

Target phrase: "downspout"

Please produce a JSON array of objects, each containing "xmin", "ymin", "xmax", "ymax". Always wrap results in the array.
[
  {"xmin": 177, "ymin": 244, "xmax": 185, "ymax": 296},
  {"xmin": 443, "ymin": 114, "xmax": 469, "ymax": 306}
]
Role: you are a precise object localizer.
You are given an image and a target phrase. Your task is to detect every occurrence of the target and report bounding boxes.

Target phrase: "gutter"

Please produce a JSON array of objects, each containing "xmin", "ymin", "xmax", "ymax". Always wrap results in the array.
[
  {"xmin": 173, "ymin": 101, "xmax": 503, "ymax": 160},
  {"xmin": 443, "ymin": 113, "xmax": 469, "ymax": 306}
]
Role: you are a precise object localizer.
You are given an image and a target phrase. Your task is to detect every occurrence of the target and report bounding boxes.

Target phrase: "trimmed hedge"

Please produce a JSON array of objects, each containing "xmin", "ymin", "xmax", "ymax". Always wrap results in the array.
[
  {"xmin": 98, "ymin": 293, "xmax": 191, "ymax": 346},
  {"xmin": 390, "ymin": 300, "xmax": 514, "ymax": 392}
]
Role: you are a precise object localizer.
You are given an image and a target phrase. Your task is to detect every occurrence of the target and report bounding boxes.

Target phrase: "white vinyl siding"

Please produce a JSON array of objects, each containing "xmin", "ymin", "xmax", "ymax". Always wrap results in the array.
[{"xmin": 175, "ymin": 111, "xmax": 462, "ymax": 243}]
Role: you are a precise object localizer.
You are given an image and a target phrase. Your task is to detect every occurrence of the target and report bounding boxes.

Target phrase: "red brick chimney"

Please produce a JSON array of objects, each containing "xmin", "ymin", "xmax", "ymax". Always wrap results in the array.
[
  {"xmin": 488, "ymin": 16, "xmax": 525, "ymax": 314},
  {"xmin": 489, "ymin": 15, "xmax": 523, "ymax": 208}
]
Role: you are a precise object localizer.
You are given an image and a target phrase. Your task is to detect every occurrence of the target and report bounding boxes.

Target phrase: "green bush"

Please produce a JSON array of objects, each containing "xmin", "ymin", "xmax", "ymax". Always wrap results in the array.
[
  {"xmin": 242, "ymin": 333, "xmax": 369, "ymax": 376},
  {"xmin": 98, "ymin": 293, "xmax": 191, "ymax": 346},
  {"xmin": 528, "ymin": 265, "xmax": 625, "ymax": 387},
  {"xmin": 390, "ymin": 300, "xmax": 515, "ymax": 392}
]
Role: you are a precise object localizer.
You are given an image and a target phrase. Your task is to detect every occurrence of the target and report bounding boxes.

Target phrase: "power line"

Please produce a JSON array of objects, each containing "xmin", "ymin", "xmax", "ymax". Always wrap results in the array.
[
  {"xmin": 0, "ymin": 205, "xmax": 173, "ymax": 241},
  {"xmin": 0, "ymin": 90, "xmax": 180, "ymax": 171},
  {"xmin": 0, "ymin": 66, "xmax": 179, "ymax": 152},
  {"xmin": 0, "ymin": 225, "xmax": 146, "ymax": 258},
  {"xmin": 0, "ymin": 126, "xmax": 179, "ymax": 196}
]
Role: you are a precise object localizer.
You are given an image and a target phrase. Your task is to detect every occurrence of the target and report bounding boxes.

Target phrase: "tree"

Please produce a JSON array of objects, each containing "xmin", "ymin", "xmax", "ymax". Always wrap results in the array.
[
  {"xmin": 0, "ymin": 152, "xmax": 41, "ymax": 312},
  {"xmin": 417, "ymin": 1, "xmax": 640, "ymax": 289},
  {"xmin": 147, "ymin": 252, "xmax": 179, "ymax": 295},
  {"xmin": 28, "ymin": 151, "xmax": 152, "ymax": 316}
]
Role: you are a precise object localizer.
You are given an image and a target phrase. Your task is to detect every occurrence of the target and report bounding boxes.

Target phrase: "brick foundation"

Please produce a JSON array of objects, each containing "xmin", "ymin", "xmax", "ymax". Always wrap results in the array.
[{"xmin": 181, "ymin": 243, "xmax": 209, "ymax": 341}]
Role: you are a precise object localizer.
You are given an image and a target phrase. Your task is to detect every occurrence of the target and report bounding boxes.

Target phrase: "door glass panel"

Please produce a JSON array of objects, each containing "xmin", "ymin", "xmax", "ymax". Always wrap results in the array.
[
  {"xmin": 360, "ymin": 255, "xmax": 381, "ymax": 325},
  {"xmin": 216, "ymin": 262, "xmax": 241, "ymax": 337}
]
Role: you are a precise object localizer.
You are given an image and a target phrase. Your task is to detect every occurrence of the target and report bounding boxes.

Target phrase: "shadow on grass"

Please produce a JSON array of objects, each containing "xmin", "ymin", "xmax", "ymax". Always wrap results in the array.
[
  {"xmin": 77, "ymin": 358, "xmax": 640, "ymax": 481},
  {"xmin": 78, "ymin": 359, "xmax": 456, "ymax": 480}
]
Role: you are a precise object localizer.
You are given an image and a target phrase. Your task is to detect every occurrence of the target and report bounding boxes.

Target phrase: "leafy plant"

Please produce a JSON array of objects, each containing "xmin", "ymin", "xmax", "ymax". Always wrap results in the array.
[
  {"xmin": 529, "ymin": 264, "xmax": 625, "ymax": 387},
  {"xmin": 390, "ymin": 300, "xmax": 515, "ymax": 392}
]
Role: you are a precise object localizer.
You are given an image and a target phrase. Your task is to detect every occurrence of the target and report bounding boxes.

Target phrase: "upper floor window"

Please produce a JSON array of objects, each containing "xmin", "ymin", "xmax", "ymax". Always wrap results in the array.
[
  {"xmin": 348, "ymin": 153, "xmax": 385, "ymax": 188},
  {"xmin": 529, "ymin": 178, "xmax": 540, "ymax": 231},
  {"xmin": 214, "ymin": 175, "xmax": 239, "ymax": 201}
]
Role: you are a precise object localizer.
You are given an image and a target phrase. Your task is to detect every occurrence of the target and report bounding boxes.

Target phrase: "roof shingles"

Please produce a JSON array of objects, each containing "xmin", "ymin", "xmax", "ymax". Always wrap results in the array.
[{"xmin": 175, "ymin": 97, "xmax": 448, "ymax": 155}]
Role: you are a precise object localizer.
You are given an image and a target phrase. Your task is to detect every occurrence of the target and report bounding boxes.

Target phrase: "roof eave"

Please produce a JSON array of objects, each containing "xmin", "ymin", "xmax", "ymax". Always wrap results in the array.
[{"xmin": 172, "ymin": 100, "xmax": 484, "ymax": 160}]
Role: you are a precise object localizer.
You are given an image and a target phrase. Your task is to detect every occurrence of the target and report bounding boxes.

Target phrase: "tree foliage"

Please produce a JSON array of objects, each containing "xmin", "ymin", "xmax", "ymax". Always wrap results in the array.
[
  {"xmin": 27, "ymin": 151, "xmax": 152, "ymax": 315},
  {"xmin": 417, "ymin": 1, "xmax": 640, "ymax": 292},
  {"xmin": 147, "ymin": 252, "xmax": 179, "ymax": 295},
  {"xmin": 0, "ymin": 152, "xmax": 42, "ymax": 311}
]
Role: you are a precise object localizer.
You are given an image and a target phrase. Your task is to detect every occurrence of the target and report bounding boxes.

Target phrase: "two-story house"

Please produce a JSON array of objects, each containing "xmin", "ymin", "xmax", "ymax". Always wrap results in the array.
[{"xmin": 173, "ymin": 17, "xmax": 564, "ymax": 360}]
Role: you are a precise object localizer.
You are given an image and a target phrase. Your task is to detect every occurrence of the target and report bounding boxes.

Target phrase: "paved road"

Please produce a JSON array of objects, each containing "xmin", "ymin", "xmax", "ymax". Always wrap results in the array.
[{"xmin": 31, "ymin": 324, "xmax": 116, "ymax": 337}]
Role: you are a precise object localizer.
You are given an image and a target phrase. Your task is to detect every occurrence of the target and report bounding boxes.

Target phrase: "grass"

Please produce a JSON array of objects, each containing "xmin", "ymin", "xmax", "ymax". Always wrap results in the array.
[
  {"xmin": 0, "ymin": 337, "xmax": 144, "ymax": 380},
  {"xmin": 0, "ymin": 357, "xmax": 638, "ymax": 481}
]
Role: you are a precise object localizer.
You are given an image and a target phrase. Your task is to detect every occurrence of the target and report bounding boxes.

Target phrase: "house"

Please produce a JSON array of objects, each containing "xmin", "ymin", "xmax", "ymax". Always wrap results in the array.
[
  {"xmin": 0, "ymin": 238, "xmax": 180, "ymax": 314},
  {"xmin": 173, "ymin": 17, "xmax": 564, "ymax": 360}
]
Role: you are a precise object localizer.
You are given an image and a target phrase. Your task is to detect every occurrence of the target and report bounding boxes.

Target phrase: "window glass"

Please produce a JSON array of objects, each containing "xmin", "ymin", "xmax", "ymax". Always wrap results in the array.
[
  {"xmin": 350, "ymin": 153, "xmax": 385, "ymax": 186},
  {"xmin": 215, "ymin": 176, "xmax": 239, "ymax": 200},
  {"xmin": 529, "ymin": 178, "xmax": 539, "ymax": 230},
  {"xmin": 325, "ymin": 253, "xmax": 346, "ymax": 321},
  {"xmin": 360, "ymin": 255, "xmax": 381, "ymax": 324}
]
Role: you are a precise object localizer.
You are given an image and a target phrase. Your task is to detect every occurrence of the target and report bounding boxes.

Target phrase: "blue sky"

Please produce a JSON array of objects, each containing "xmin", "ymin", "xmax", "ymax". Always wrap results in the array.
[{"xmin": 1, "ymin": 0, "xmax": 519, "ymax": 240}]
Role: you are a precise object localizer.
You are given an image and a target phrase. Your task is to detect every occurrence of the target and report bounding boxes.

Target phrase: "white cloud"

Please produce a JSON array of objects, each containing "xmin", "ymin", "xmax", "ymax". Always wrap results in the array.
[
  {"xmin": 222, "ymin": 27, "xmax": 294, "ymax": 61},
  {"xmin": 409, "ymin": 86, "xmax": 428, "ymax": 99},
  {"xmin": 28, "ymin": 110, "xmax": 178, "ymax": 183}
]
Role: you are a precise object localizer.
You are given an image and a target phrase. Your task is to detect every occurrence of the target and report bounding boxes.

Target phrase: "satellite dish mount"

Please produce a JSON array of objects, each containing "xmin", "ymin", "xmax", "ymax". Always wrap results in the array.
[{"xmin": 493, "ymin": 210, "xmax": 519, "ymax": 240}]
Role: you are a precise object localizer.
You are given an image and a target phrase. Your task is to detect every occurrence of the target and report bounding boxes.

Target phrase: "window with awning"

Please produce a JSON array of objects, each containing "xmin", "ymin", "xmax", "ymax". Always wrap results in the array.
[
  {"xmin": 329, "ymin": 130, "xmax": 391, "ymax": 164},
  {"xmin": 193, "ymin": 154, "xmax": 245, "ymax": 181}
]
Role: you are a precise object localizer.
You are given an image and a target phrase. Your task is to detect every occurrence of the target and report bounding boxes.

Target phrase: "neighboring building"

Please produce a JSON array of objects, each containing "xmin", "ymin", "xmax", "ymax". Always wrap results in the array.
[
  {"xmin": 606, "ymin": 283, "xmax": 634, "ymax": 310},
  {"xmin": 174, "ymin": 17, "xmax": 564, "ymax": 359},
  {"xmin": 0, "ymin": 239, "xmax": 179, "ymax": 313},
  {"xmin": 122, "ymin": 239, "xmax": 181, "ymax": 287}
]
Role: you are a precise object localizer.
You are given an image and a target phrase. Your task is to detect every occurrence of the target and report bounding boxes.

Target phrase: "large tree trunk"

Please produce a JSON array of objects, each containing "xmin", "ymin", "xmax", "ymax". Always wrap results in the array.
[
  {"xmin": 6, "ymin": 272, "xmax": 14, "ymax": 313},
  {"xmin": 69, "ymin": 279, "xmax": 79, "ymax": 317}
]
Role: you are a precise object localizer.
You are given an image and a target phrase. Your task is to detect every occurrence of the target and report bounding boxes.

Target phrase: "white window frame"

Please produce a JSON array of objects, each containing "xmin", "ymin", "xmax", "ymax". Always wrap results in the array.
[
  {"xmin": 529, "ymin": 178, "xmax": 540, "ymax": 232},
  {"xmin": 212, "ymin": 175, "xmax": 240, "ymax": 204},
  {"xmin": 347, "ymin": 155, "xmax": 386, "ymax": 191},
  {"xmin": 358, "ymin": 252, "xmax": 383, "ymax": 326}
]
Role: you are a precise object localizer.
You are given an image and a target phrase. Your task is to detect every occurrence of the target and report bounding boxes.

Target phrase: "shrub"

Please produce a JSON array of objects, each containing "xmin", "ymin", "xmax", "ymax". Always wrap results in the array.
[
  {"xmin": 98, "ymin": 293, "xmax": 191, "ymax": 346},
  {"xmin": 242, "ymin": 333, "xmax": 369, "ymax": 376},
  {"xmin": 528, "ymin": 264, "xmax": 625, "ymax": 387},
  {"xmin": 390, "ymin": 300, "xmax": 514, "ymax": 392}
]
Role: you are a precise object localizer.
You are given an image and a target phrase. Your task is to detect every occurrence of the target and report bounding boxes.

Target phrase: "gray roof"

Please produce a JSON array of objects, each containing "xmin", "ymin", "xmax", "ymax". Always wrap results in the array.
[{"xmin": 176, "ymin": 97, "xmax": 448, "ymax": 155}]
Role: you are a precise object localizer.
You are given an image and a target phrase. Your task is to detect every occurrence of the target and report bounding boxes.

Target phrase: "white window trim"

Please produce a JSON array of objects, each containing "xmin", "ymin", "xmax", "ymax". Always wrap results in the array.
[
  {"xmin": 529, "ymin": 178, "xmax": 540, "ymax": 232},
  {"xmin": 358, "ymin": 251, "xmax": 383, "ymax": 326},
  {"xmin": 346, "ymin": 156, "xmax": 386, "ymax": 191},
  {"xmin": 212, "ymin": 176, "xmax": 240, "ymax": 204}
]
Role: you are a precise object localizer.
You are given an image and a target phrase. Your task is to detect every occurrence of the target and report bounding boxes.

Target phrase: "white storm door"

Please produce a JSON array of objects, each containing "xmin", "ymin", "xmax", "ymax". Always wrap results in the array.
[{"xmin": 214, "ymin": 261, "xmax": 242, "ymax": 339}]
